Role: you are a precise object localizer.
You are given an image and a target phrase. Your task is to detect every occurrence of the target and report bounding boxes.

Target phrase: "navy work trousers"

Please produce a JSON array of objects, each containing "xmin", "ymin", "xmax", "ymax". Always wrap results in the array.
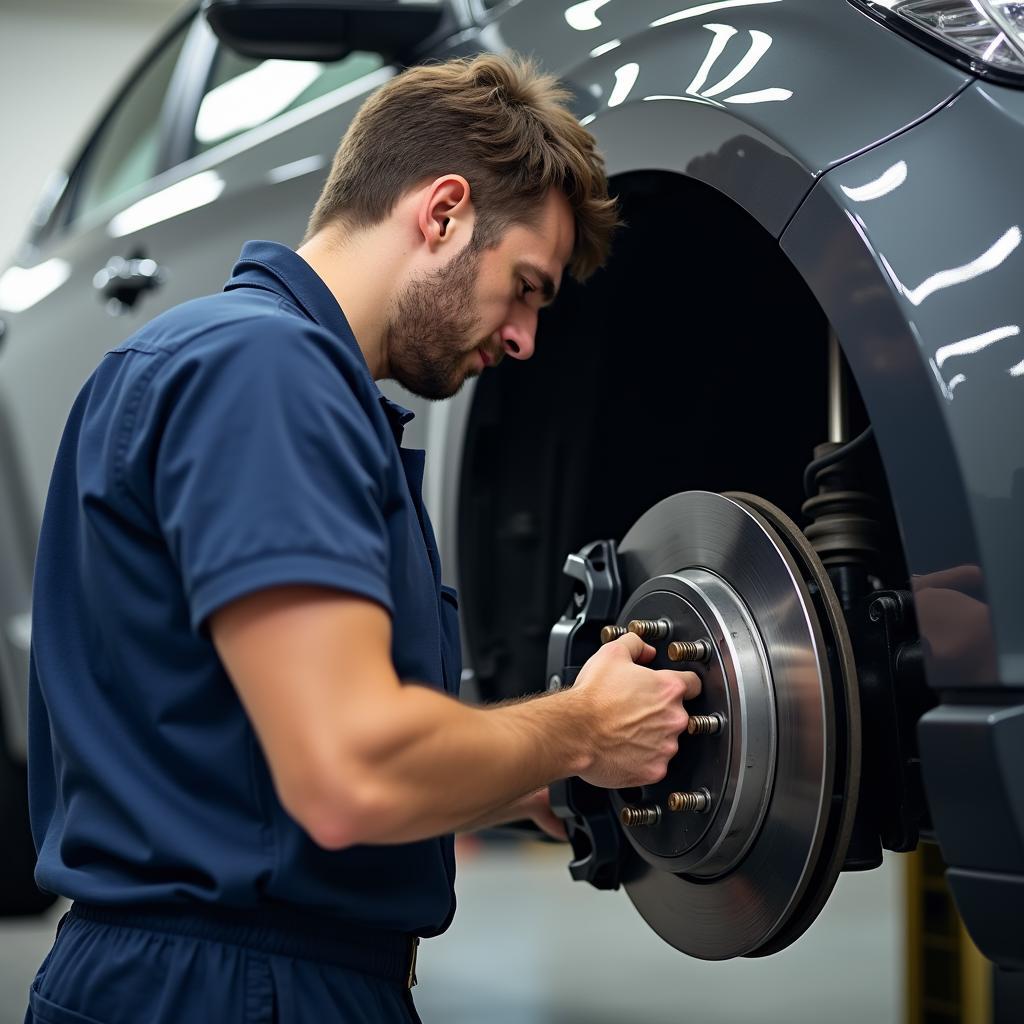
[{"xmin": 24, "ymin": 904, "xmax": 424, "ymax": 1023}]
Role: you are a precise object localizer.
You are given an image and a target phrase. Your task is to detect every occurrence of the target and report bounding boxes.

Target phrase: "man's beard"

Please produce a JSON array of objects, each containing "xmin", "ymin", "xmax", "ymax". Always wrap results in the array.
[{"xmin": 383, "ymin": 243, "xmax": 488, "ymax": 401}]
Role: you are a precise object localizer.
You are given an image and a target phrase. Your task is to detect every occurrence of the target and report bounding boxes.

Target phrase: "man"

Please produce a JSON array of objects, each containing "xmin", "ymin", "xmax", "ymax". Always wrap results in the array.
[{"xmin": 25, "ymin": 54, "xmax": 700, "ymax": 1022}]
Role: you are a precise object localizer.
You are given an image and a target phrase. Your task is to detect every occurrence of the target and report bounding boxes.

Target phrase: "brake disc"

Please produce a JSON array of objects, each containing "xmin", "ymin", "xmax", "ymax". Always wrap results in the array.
[{"xmin": 611, "ymin": 490, "xmax": 860, "ymax": 960}]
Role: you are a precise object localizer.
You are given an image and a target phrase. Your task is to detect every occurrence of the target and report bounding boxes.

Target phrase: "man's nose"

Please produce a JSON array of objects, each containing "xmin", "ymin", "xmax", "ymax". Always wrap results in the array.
[{"xmin": 500, "ymin": 314, "xmax": 537, "ymax": 361}]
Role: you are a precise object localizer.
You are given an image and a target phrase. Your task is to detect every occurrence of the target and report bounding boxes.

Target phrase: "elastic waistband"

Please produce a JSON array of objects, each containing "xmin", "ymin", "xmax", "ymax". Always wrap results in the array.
[{"xmin": 68, "ymin": 901, "xmax": 417, "ymax": 985}]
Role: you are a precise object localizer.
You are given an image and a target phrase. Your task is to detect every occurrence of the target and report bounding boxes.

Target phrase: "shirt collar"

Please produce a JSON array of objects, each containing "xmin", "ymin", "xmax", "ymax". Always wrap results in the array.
[{"xmin": 225, "ymin": 240, "xmax": 415, "ymax": 434}]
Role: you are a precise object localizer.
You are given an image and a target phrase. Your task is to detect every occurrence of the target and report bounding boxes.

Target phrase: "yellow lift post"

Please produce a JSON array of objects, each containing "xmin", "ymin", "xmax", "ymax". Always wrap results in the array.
[{"xmin": 905, "ymin": 844, "xmax": 992, "ymax": 1024}]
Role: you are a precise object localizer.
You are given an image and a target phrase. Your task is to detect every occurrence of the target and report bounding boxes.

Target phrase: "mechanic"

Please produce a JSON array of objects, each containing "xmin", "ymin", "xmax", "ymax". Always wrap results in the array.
[{"xmin": 24, "ymin": 54, "xmax": 700, "ymax": 1023}]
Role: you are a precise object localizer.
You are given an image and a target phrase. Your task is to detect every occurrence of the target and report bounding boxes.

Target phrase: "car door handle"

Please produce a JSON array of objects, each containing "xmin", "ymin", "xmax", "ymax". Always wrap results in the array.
[{"xmin": 93, "ymin": 254, "xmax": 164, "ymax": 312}]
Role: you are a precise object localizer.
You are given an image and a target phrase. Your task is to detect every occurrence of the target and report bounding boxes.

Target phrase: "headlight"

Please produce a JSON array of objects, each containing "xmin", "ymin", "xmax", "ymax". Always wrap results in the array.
[{"xmin": 851, "ymin": 1, "xmax": 1024, "ymax": 83}]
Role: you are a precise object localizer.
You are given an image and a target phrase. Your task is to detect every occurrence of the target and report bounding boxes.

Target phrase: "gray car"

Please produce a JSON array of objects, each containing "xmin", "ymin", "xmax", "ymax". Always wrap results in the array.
[{"xmin": 1, "ymin": 0, "xmax": 1022, "ymax": 970}]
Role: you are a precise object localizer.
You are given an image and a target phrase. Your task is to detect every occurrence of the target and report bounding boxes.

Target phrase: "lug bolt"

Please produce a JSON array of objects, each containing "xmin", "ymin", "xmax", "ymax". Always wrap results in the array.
[
  {"xmin": 601, "ymin": 625, "xmax": 628, "ymax": 644},
  {"xmin": 687, "ymin": 713, "xmax": 724, "ymax": 736},
  {"xmin": 667, "ymin": 788, "xmax": 712, "ymax": 813},
  {"xmin": 667, "ymin": 639, "xmax": 713, "ymax": 663},
  {"xmin": 620, "ymin": 805, "xmax": 661, "ymax": 827},
  {"xmin": 628, "ymin": 618, "xmax": 672, "ymax": 641}
]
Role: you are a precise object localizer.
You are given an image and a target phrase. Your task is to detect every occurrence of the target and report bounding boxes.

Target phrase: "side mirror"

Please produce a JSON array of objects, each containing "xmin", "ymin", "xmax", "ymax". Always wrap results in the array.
[{"xmin": 201, "ymin": 0, "xmax": 447, "ymax": 62}]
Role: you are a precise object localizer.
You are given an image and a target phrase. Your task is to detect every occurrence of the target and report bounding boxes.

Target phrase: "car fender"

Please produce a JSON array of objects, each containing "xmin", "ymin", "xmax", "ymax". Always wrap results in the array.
[
  {"xmin": 437, "ymin": 0, "xmax": 971, "ymax": 565},
  {"xmin": 782, "ymin": 80, "xmax": 1024, "ymax": 692},
  {"xmin": 486, "ymin": 0, "xmax": 970, "ymax": 235}
]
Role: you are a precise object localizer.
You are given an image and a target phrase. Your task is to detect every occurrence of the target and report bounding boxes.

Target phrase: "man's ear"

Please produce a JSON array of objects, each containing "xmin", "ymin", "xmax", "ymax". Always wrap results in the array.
[{"xmin": 418, "ymin": 175, "xmax": 474, "ymax": 252}]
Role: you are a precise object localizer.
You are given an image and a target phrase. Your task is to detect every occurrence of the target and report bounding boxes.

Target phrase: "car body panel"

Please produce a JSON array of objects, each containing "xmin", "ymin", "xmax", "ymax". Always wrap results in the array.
[
  {"xmin": 781, "ymin": 78, "xmax": 1024, "ymax": 690},
  {"xmin": 481, "ymin": 0, "xmax": 971, "ymax": 235}
]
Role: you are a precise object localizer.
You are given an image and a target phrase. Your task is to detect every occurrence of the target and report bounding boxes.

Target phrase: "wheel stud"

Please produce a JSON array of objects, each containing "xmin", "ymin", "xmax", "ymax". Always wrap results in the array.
[
  {"xmin": 600, "ymin": 625, "xmax": 628, "ymax": 644},
  {"xmin": 667, "ymin": 789, "xmax": 712, "ymax": 813},
  {"xmin": 667, "ymin": 639, "xmax": 713, "ymax": 663},
  {"xmin": 628, "ymin": 618, "xmax": 671, "ymax": 641},
  {"xmin": 687, "ymin": 713, "xmax": 724, "ymax": 736},
  {"xmin": 620, "ymin": 805, "xmax": 661, "ymax": 827}
]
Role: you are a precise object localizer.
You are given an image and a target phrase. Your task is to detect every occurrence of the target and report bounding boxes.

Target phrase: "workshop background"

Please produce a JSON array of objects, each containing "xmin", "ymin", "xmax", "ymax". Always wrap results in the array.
[{"xmin": 0, "ymin": 2, "xmax": 984, "ymax": 1022}]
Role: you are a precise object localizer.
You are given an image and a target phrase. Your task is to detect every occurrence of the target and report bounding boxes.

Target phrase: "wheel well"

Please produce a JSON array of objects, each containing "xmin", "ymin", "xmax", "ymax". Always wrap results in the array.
[{"xmin": 458, "ymin": 170, "xmax": 903, "ymax": 702}]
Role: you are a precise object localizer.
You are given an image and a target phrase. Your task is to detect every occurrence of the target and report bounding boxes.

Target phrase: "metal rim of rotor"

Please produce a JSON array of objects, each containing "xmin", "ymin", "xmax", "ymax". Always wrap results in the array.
[
  {"xmin": 724, "ymin": 490, "xmax": 861, "ymax": 958},
  {"xmin": 613, "ymin": 490, "xmax": 861, "ymax": 960}
]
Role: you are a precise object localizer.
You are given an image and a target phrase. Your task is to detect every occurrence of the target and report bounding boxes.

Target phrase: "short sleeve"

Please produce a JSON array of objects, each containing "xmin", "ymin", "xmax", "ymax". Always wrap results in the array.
[{"xmin": 142, "ymin": 319, "xmax": 393, "ymax": 637}]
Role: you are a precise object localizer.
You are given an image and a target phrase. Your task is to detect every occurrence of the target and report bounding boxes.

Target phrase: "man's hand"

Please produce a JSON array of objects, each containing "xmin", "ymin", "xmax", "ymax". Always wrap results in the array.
[
  {"xmin": 571, "ymin": 632, "xmax": 701, "ymax": 790},
  {"xmin": 519, "ymin": 787, "xmax": 568, "ymax": 840}
]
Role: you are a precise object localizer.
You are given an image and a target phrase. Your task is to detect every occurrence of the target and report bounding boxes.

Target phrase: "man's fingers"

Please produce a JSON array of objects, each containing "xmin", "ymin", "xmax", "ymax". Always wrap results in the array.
[
  {"xmin": 610, "ymin": 631, "xmax": 657, "ymax": 664},
  {"xmin": 533, "ymin": 806, "xmax": 569, "ymax": 842},
  {"xmin": 662, "ymin": 669, "xmax": 702, "ymax": 700}
]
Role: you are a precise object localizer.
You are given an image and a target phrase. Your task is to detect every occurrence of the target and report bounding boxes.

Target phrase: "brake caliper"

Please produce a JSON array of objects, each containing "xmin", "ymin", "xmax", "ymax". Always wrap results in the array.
[{"xmin": 546, "ymin": 539, "xmax": 623, "ymax": 890}]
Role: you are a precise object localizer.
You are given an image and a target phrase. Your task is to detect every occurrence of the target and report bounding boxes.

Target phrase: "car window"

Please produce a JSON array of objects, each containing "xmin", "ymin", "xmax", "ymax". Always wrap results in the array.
[
  {"xmin": 74, "ymin": 23, "xmax": 190, "ymax": 224},
  {"xmin": 193, "ymin": 48, "xmax": 386, "ymax": 155}
]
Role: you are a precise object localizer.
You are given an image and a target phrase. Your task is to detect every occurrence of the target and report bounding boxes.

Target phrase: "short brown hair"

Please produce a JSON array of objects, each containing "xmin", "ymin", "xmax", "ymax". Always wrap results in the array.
[{"xmin": 305, "ymin": 53, "xmax": 618, "ymax": 281}]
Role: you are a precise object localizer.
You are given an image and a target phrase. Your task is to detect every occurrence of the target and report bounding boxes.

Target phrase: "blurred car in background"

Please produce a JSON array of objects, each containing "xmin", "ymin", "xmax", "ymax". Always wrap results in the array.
[{"xmin": 2, "ymin": 0, "xmax": 1023, "ymax": 969}]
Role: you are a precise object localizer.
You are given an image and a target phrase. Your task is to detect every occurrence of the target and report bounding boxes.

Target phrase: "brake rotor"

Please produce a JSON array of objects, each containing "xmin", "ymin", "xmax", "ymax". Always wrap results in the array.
[{"xmin": 611, "ymin": 491, "xmax": 860, "ymax": 960}]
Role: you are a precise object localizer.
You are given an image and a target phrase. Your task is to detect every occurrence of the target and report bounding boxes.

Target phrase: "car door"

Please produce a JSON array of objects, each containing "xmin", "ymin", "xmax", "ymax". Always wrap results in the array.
[
  {"xmin": 0, "ymin": 1, "xmax": 469, "ymax": 912},
  {"xmin": 0, "ymin": 9, "xmax": 206, "ymax": 914},
  {"xmin": 0, "ymin": 11, "xmax": 202, "ymax": 774},
  {"xmin": 125, "ymin": 7, "xmax": 475, "ymax": 470}
]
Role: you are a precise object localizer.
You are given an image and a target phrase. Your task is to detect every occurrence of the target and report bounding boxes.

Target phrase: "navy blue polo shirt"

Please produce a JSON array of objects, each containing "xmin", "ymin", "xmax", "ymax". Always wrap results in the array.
[{"xmin": 26, "ymin": 241, "xmax": 460, "ymax": 936}]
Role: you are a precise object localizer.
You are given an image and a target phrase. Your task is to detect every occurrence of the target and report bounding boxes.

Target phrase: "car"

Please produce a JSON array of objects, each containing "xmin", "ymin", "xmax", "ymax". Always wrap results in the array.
[{"xmin": 1, "ymin": 0, "xmax": 1022, "ymax": 972}]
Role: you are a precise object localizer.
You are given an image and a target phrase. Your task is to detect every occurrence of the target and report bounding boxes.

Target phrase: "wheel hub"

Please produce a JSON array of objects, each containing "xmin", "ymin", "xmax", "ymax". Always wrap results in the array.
[{"xmin": 609, "ymin": 569, "xmax": 776, "ymax": 877}]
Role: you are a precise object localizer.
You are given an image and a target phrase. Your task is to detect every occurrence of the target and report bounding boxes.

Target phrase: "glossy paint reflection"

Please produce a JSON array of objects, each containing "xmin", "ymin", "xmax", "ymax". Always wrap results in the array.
[
  {"xmin": 928, "ymin": 324, "xmax": 1022, "ymax": 400},
  {"xmin": 608, "ymin": 62, "xmax": 639, "ymax": 106},
  {"xmin": 651, "ymin": 0, "xmax": 783, "ymax": 28},
  {"xmin": 684, "ymin": 24, "xmax": 791, "ymax": 105},
  {"xmin": 602, "ymin": 21, "xmax": 792, "ymax": 116},
  {"xmin": 196, "ymin": 60, "xmax": 323, "ymax": 146},
  {"xmin": 687, "ymin": 22, "xmax": 738, "ymax": 94},
  {"xmin": 564, "ymin": 0, "xmax": 612, "ymax": 31},
  {"xmin": 840, "ymin": 161, "xmax": 908, "ymax": 202},
  {"xmin": 879, "ymin": 224, "xmax": 1021, "ymax": 307},
  {"xmin": 266, "ymin": 154, "xmax": 325, "ymax": 185},
  {"xmin": 0, "ymin": 258, "xmax": 71, "ymax": 314},
  {"xmin": 935, "ymin": 325, "xmax": 1020, "ymax": 367},
  {"xmin": 698, "ymin": 27, "xmax": 773, "ymax": 96},
  {"xmin": 107, "ymin": 170, "xmax": 226, "ymax": 238}
]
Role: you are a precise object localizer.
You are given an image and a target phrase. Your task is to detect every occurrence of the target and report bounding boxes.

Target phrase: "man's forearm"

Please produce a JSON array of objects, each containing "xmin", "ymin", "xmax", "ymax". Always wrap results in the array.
[
  {"xmin": 453, "ymin": 800, "xmax": 522, "ymax": 834},
  {"xmin": 334, "ymin": 682, "xmax": 593, "ymax": 846}
]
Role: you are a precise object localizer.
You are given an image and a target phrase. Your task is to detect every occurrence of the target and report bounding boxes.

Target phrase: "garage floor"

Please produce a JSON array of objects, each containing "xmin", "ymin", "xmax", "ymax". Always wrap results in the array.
[{"xmin": 0, "ymin": 842, "xmax": 901, "ymax": 1023}]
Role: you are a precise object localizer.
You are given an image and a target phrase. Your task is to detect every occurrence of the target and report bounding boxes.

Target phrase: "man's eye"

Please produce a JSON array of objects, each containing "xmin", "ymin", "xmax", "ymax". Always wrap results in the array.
[{"xmin": 520, "ymin": 279, "xmax": 536, "ymax": 298}]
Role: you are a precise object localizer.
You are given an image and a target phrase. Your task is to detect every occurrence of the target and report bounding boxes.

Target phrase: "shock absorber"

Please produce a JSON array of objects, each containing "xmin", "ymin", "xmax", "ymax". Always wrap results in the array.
[
  {"xmin": 801, "ymin": 451, "xmax": 882, "ymax": 610},
  {"xmin": 801, "ymin": 332, "xmax": 882, "ymax": 608},
  {"xmin": 801, "ymin": 331, "xmax": 884, "ymax": 870}
]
